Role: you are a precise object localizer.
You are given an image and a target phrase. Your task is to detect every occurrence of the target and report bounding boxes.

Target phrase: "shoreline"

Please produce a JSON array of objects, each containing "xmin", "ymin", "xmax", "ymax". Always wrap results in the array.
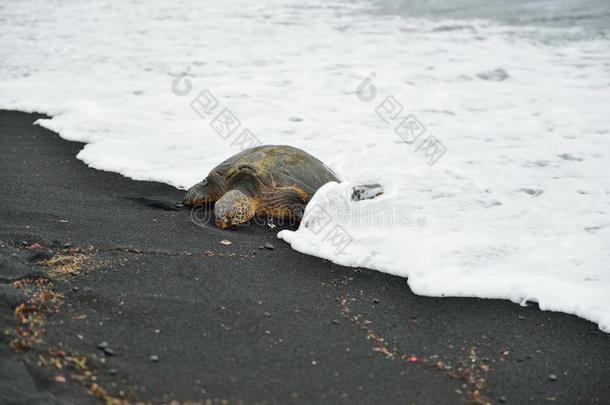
[{"xmin": 1, "ymin": 109, "xmax": 609, "ymax": 405}]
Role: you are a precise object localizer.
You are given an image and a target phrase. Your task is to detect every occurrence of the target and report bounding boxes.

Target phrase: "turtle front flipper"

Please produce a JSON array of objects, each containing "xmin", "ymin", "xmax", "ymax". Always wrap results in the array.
[{"xmin": 214, "ymin": 188, "xmax": 258, "ymax": 229}]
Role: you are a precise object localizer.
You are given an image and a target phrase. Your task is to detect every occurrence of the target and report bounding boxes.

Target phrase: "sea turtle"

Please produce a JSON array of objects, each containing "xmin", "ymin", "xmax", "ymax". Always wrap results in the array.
[{"xmin": 183, "ymin": 145, "xmax": 382, "ymax": 229}]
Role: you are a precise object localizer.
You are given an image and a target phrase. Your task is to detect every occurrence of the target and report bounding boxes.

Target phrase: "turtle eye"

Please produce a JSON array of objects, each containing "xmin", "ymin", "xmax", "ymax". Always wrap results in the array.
[{"xmin": 201, "ymin": 178, "xmax": 208, "ymax": 186}]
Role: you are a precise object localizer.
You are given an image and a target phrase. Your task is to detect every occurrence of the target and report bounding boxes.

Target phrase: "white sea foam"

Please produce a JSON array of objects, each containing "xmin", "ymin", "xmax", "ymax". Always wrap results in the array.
[{"xmin": 1, "ymin": 0, "xmax": 609, "ymax": 330}]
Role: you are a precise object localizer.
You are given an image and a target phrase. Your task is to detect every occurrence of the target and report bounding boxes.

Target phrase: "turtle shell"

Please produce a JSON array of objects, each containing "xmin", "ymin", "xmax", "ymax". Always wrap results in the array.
[{"xmin": 211, "ymin": 145, "xmax": 339, "ymax": 199}]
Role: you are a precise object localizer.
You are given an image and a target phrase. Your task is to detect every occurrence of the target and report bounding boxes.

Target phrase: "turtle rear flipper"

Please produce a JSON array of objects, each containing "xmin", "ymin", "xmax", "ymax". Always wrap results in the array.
[{"xmin": 351, "ymin": 183, "xmax": 383, "ymax": 201}]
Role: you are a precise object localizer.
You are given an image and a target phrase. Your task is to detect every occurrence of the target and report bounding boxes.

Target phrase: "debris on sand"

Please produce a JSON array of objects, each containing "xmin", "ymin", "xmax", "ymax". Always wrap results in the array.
[
  {"xmin": 39, "ymin": 246, "xmax": 95, "ymax": 277},
  {"xmin": 339, "ymin": 293, "xmax": 492, "ymax": 405},
  {"xmin": 9, "ymin": 277, "xmax": 64, "ymax": 351}
]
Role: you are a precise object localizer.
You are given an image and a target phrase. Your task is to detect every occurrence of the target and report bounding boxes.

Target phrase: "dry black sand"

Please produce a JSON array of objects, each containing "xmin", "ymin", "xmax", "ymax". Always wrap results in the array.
[{"xmin": 0, "ymin": 110, "xmax": 609, "ymax": 405}]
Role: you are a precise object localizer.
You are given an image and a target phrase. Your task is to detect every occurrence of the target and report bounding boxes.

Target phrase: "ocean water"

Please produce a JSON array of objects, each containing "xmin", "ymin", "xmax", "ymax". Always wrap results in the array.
[{"xmin": 1, "ymin": 0, "xmax": 609, "ymax": 331}]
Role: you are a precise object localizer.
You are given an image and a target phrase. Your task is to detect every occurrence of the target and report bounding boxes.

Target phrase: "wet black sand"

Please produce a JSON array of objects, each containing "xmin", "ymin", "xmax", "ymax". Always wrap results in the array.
[{"xmin": 0, "ymin": 110, "xmax": 608, "ymax": 405}]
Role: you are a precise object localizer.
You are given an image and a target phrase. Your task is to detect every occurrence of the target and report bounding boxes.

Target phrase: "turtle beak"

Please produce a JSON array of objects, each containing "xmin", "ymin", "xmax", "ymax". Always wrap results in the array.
[
  {"xmin": 182, "ymin": 193, "xmax": 195, "ymax": 205},
  {"xmin": 183, "ymin": 184, "xmax": 208, "ymax": 206}
]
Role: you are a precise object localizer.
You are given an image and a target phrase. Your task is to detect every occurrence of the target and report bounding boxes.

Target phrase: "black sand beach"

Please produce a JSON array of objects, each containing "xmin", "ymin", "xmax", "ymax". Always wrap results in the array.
[{"xmin": 1, "ymin": 110, "xmax": 609, "ymax": 405}]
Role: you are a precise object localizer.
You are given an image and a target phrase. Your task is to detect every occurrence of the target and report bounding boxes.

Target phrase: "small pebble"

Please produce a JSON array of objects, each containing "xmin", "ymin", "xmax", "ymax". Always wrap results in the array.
[
  {"xmin": 64, "ymin": 242, "xmax": 73, "ymax": 248},
  {"xmin": 103, "ymin": 347, "xmax": 115, "ymax": 356},
  {"xmin": 72, "ymin": 286, "xmax": 79, "ymax": 292},
  {"xmin": 263, "ymin": 312, "xmax": 271, "ymax": 317},
  {"xmin": 332, "ymin": 319, "xmax": 339, "ymax": 325},
  {"xmin": 549, "ymin": 374, "xmax": 557, "ymax": 381},
  {"xmin": 83, "ymin": 287, "xmax": 93, "ymax": 293},
  {"xmin": 499, "ymin": 396, "xmax": 507, "ymax": 403},
  {"xmin": 97, "ymin": 341, "xmax": 109, "ymax": 350},
  {"xmin": 258, "ymin": 245, "xmax": 264, "ymax": 249},
  {"xmin": 108, "ymin": 368, "xmax": 118, "ymax": 376},
  {"xmin": 53, "ymin": 375, "xmax": 66, "ymax": 383},
  {"xmin": 517, "ymin": 315, "xmax": 525, "ymax": 320},
  {"xmin": 264, "ymin": 242, "xmax": 274, "ymax": 250},
  {"xmin": 372, "ymin": 298, "xmax": 380, "ymax": 304},
  {"xmin": 150, "ymin": 355, "xmax": 159, "ymax": 362}
]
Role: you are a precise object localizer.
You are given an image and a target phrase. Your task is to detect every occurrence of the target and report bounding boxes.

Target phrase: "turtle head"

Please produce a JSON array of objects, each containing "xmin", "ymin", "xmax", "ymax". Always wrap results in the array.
[
  {"xmin": 214, "ymin": 188, "xmax": 257, "ymax": 229},
  {"xmin": 183, "ymin": 174, "xmax": 225, "ymax": 206}
]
